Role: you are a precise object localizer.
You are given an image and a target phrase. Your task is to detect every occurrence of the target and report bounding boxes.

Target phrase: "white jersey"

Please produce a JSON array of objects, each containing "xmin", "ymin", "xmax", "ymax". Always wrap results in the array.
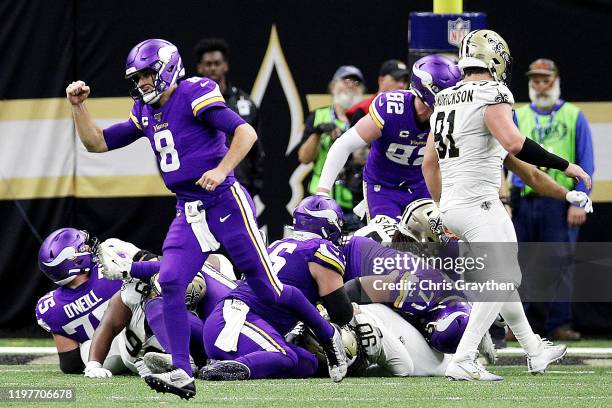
[
  {"xmin": 431, "ymin": 80, "xmax": 514, "ymax": 212},
  {"xmin": 357, "ymin": 304, "xmax": 450, "ymax": 376},
  {"xmin": 118, "ymin": 279, "xmax": 162, "ymax": 372}
]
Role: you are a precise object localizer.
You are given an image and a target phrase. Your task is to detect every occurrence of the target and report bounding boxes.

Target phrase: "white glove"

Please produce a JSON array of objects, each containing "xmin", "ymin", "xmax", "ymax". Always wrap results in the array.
[
  {"xmin": 84, "ymin": 361, "xmax": 112, "ymax": 378},
  {"xmin": 98, "ymin": 241, "xmax": 133, "ymax": 280},
  {"xmin": 566, "ymin": 190, "xmax": 593, "ymax": 213},
  {"xmin": 102, "ymin": 238, "xmax": 141, "ymax": 260}
]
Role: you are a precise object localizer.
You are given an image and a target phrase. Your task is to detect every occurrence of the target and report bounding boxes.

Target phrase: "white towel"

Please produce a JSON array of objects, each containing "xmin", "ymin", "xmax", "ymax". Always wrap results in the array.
[
  {"xmin": 353, "ymin": 199, "xmax": 367, "ymax": 219},
  {"xmin": 214, "ymin": 299, "xmax": 249, "ymax": 352},
  {"xmin": 185, "ymin": 200, "xmax": 220, "ymax": 252}
]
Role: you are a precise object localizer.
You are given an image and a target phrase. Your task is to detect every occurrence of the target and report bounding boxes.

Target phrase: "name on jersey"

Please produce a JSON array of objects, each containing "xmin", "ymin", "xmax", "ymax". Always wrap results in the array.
[
  {"xmin": 435, "ymin": 89, "xmax": 474, "ymax": 107},
  {"xmin": 63, "ymin": 289, "xmax": 103, "ymax": 318},
  {"xmin": 153, "ymin": 122, "xmax": 169, "ymax": 132}
]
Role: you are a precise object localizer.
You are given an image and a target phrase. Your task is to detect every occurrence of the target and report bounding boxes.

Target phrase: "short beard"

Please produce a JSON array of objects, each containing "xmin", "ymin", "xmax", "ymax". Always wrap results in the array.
[{"xmin": 529, "ymin": 77, "xmax": 561, "ymax": 110}]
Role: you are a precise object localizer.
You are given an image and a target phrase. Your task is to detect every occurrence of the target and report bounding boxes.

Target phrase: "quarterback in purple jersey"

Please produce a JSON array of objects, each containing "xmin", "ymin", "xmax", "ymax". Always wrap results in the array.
[
  {"xmin": 317, "ymin": 55, "xmax": 461, "ymax": 221},
  {"xmin": 199, "ymin": 195, "xmax": 354, "ymax": 382},
  {"xmin": 66, "ymin": 39, "xmax": 345, "ymax": 399},
  {"xmin": 35, "ymin": 228, "xmax": 123, "ymax": 374}
]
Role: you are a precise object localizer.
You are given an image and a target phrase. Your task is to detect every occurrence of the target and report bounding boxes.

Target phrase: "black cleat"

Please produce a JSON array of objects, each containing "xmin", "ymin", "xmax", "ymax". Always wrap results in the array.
[{"xmin": 198, "ymin": 360, "xmax": 251, "ymax": 381}]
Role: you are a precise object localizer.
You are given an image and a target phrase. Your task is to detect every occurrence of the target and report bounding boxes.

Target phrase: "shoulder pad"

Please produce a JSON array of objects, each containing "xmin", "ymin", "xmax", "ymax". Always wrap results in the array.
[{"xmin": 313, "ymin": 242, "xmax": 345, "ymax": 275}]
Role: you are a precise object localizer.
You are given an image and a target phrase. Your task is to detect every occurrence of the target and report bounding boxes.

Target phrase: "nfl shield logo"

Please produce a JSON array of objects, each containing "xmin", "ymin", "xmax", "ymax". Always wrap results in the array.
[{"xmin": 448, "ymin": 17, "xmax": 471, "ymax": 47}]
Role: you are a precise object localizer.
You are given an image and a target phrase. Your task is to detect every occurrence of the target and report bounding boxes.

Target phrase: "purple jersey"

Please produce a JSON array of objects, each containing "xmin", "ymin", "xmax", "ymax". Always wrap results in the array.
[
  {"xmin": 364, "ymin": 90, "xmax": 430, "ymax": 188},
  {"xmin": 343, "ymin": 236, "xmax": 462, "ymax": 317},
  {"xmin": 103, "ymin": 77, "xmax": 244, "ymax": 200},
  {"xmin": 35, "ymin": 267, "xmax": 122, "ymax": 343},
  {"xmin": 197, "ymin": 263, "xmax": 237, "ymax": 321},
  {"xmin": 228, "ymin": 235, "xmax": 345, "ymax": 335}
]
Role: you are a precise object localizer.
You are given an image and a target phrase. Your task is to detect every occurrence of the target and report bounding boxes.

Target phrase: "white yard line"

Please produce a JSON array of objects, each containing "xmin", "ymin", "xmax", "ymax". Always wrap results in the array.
[
  {"xmin": 497, "ymin": 347, "xmax": 612, "ymax": 356},
  {"xmin": 0, "ymin": 347, "xmax": 57, "ymax": 354}
]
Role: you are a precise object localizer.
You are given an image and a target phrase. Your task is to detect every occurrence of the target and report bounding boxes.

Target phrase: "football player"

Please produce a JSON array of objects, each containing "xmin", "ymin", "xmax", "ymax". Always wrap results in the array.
[
  {"xmin": 198, "ymin": 195, "xmax": 354, "ymax": 382},
  {"xmin": 66, "ymin": 39, "xmax": 346, "ymax": 398},
  {"xmin": 422, "ymin": 29, "xmax": 592, "ymax": 380},
  {"xmin": 316, "ymin": 55, "xmax": 461, "ymax": 221},
  {"xmin": 98, "ymin": 244, "xmax": 239, "ymax": 378},
  {"xmin": 300, "ymin": 303, "xmax": 463, "ymax": 377},
  {"xmin": 35, "ymin": 229, "xmax": 148, "ymax": 375}
]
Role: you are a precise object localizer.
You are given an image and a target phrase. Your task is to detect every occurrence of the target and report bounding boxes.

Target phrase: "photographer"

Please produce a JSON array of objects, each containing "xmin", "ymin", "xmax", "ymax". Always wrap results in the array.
[{"xmin": 298, "ymin": 66, "xmax": 366, "ymax": 227}]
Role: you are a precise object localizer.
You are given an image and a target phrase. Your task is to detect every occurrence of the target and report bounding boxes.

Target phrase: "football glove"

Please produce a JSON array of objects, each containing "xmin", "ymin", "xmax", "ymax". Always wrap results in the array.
[
  {"xmin": 98, "ymin": 240, "xmax": 133, "ymax": 280},
  {"xmin": 566, "ymin": 191, "xmax": 593, "ymax": 213},
  {"xmin": 102, "ymin": 238, "xmax": 141, "ymax": 260},
  {"xmin": 84, "ymin": 361, "xmax": 112, "ymax": 378}
]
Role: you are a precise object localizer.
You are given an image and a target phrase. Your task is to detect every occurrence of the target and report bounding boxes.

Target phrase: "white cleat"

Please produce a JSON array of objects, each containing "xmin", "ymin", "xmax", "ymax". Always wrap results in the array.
[
  {"xmin": 144, "ymin": 368, "xmax": 196, "ymax": 400},
  {"xmin": 527, "ymin": 336, "xmax": 567, "ymax": 374},
  {"xmin": 445, "ymin": 354, "xmax": 503, "ymax": 381},
  {"xmin": 144, "ymin": 352, "xmax": 197, "ymax": 374},
  {"xmin": 320, "ymin": 324, "xmax": 348, "ymax": 383},
  {"xmin": 478, "ymin": 331, "xmax": 497, "ymax": 365}
]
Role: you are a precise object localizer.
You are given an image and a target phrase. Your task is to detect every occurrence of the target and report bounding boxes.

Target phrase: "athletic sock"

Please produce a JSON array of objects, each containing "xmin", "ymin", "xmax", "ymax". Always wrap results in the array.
[
  {"xmin": 500, "ymin": 301, "xmax": 540, "ymax": 355},
  {"xmin": 453, "ymin": 301, "xmax": 504, "ymax": 362}
]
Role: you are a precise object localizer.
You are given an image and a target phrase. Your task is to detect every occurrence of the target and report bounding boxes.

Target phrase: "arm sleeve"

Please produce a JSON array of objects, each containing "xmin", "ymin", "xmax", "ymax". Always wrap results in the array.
[
  {"xmin": 321, "ymin": 286, "xmax": 353, "ymax": 326},
  {"xmin": 515, "ymin": 137, "xmax": 569, "ymax": 171},
  {"xmin": 102, "ymin": 119, "xmax": 143, "ymax": 150},
  {"xmin": 58, "ymin": 348, "xmax": 85, "ymax": 374},
  {"xmin": 129, "ymin": 261, "xmax": 161, "ymax": 280},
  {"xmin": 199, "ymin": 106, "xmax": 246, "ymax": 135},
  {"xmin": 318, "ymin": 126, "xmax": 368, "ymax": 191},
  {"xmin": 575, "ymin": 111, "xmax": 595, "ymax": 195}
]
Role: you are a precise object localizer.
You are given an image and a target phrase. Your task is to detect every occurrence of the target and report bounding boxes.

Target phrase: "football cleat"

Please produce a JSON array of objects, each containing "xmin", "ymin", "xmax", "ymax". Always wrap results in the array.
[
  {"xmin": 320, "ymin": 324, "xmax": 348, "ymax": 383},
  {"xmin": 198, "ymin": 361, "xmax": 251, "ymax": 381},
  {"xmin": 527, "ymin": 336, "xmax": 567, "ymax": 374},
  {"xmin": 445, "ymin": 353, "xmax": 503, "ymax": 381},
  {"xmin": 478, "ymin": 331, "xmax": 498, "ymax": 365},
  {"xmin": 143, "ymin": 352, "xmax": 198, "ymax": 374},
  {"xmin": 144, "ymin": 367, "xmax": 196, "ymax": 400}
]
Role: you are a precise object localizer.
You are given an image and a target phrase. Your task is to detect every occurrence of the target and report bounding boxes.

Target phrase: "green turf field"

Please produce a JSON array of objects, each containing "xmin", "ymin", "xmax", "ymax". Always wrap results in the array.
[{"xmin": 0, "ymin": 364, "xmax": 610, "ymax": 407}]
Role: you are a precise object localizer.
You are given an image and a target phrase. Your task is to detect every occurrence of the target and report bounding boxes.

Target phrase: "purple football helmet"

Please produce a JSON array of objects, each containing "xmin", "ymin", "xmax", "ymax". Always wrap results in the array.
[
  {"xmin": 425, "ymin": 300, "xmax": 471, "ymax": 354},
  {"xmin": 125, "ymin": 39, "xmax": 185, "ymax": 104},
  {"xmin": 410, "ymin": 54, "xmax": 462, "ymax": 107},
  {"xmin": 293, "ymin": 195, "xmax": 344, "ymax": 244},
  {"xmin": 38, "ymin": 228, "xmax": 99, "ymax": 286}
]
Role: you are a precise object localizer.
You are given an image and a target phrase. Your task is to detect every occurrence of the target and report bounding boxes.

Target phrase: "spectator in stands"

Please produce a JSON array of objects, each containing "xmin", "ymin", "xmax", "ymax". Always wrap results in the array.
[
  {"xmin": 298, "ymin": 66, "xmax": 365, "ymax": 231},
  {"xmin": 193, "ymin": 38, "xmax": 264, "ymax": 199},
  {"xmin": 511, "ymin": 58, "xmax": 595, "ymax": 341},
  {"xmin": 346, "ymin": 59, "xmax": 410, "ymax": 126}
]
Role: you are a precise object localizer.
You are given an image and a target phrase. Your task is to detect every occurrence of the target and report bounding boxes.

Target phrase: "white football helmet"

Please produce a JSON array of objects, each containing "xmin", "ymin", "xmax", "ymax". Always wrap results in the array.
[
  {"xmin": 458, "ymin": 29, "xmax": 512, "ymax": 84},
  {"xmin": 149, "ymin": 271, "xmax": 206, "ymax": 310},
  {"xmin": 397, "ymin": 199, "xmax": 443, "ymax": 242},
  {"xmin": 352, "ymin": 215, "xmax": 398, "ymax": 243}
]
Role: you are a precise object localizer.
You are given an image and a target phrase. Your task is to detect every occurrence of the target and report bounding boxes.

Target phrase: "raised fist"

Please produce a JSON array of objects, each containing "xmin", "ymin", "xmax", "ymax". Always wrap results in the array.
[{"xmin": 66, "ymin": 80, "xmax": 91, "ymax": 105}]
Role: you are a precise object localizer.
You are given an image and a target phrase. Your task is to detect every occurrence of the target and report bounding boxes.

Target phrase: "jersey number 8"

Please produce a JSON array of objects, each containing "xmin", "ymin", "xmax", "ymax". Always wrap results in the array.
[{"xmin": 154, "ymin": 130, "xmax": 181, "ymax": 172}]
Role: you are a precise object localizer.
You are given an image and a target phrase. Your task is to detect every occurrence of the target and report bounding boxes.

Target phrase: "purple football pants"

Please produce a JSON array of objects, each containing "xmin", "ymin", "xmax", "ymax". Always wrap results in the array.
[
  {"xmin": 158, "ymin": 182, "xmax": 333, "ymax": 375},
  {"xmin": 144, "ymin": 297, "xmax": 207, "ymax": 368},
  {"xmin": 204, "ymin": 301, "xmax": 318, "ymax": 379},
  {"xmin": 363, "ymin": 180, "xmax": 430, "ymax": 221}
]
